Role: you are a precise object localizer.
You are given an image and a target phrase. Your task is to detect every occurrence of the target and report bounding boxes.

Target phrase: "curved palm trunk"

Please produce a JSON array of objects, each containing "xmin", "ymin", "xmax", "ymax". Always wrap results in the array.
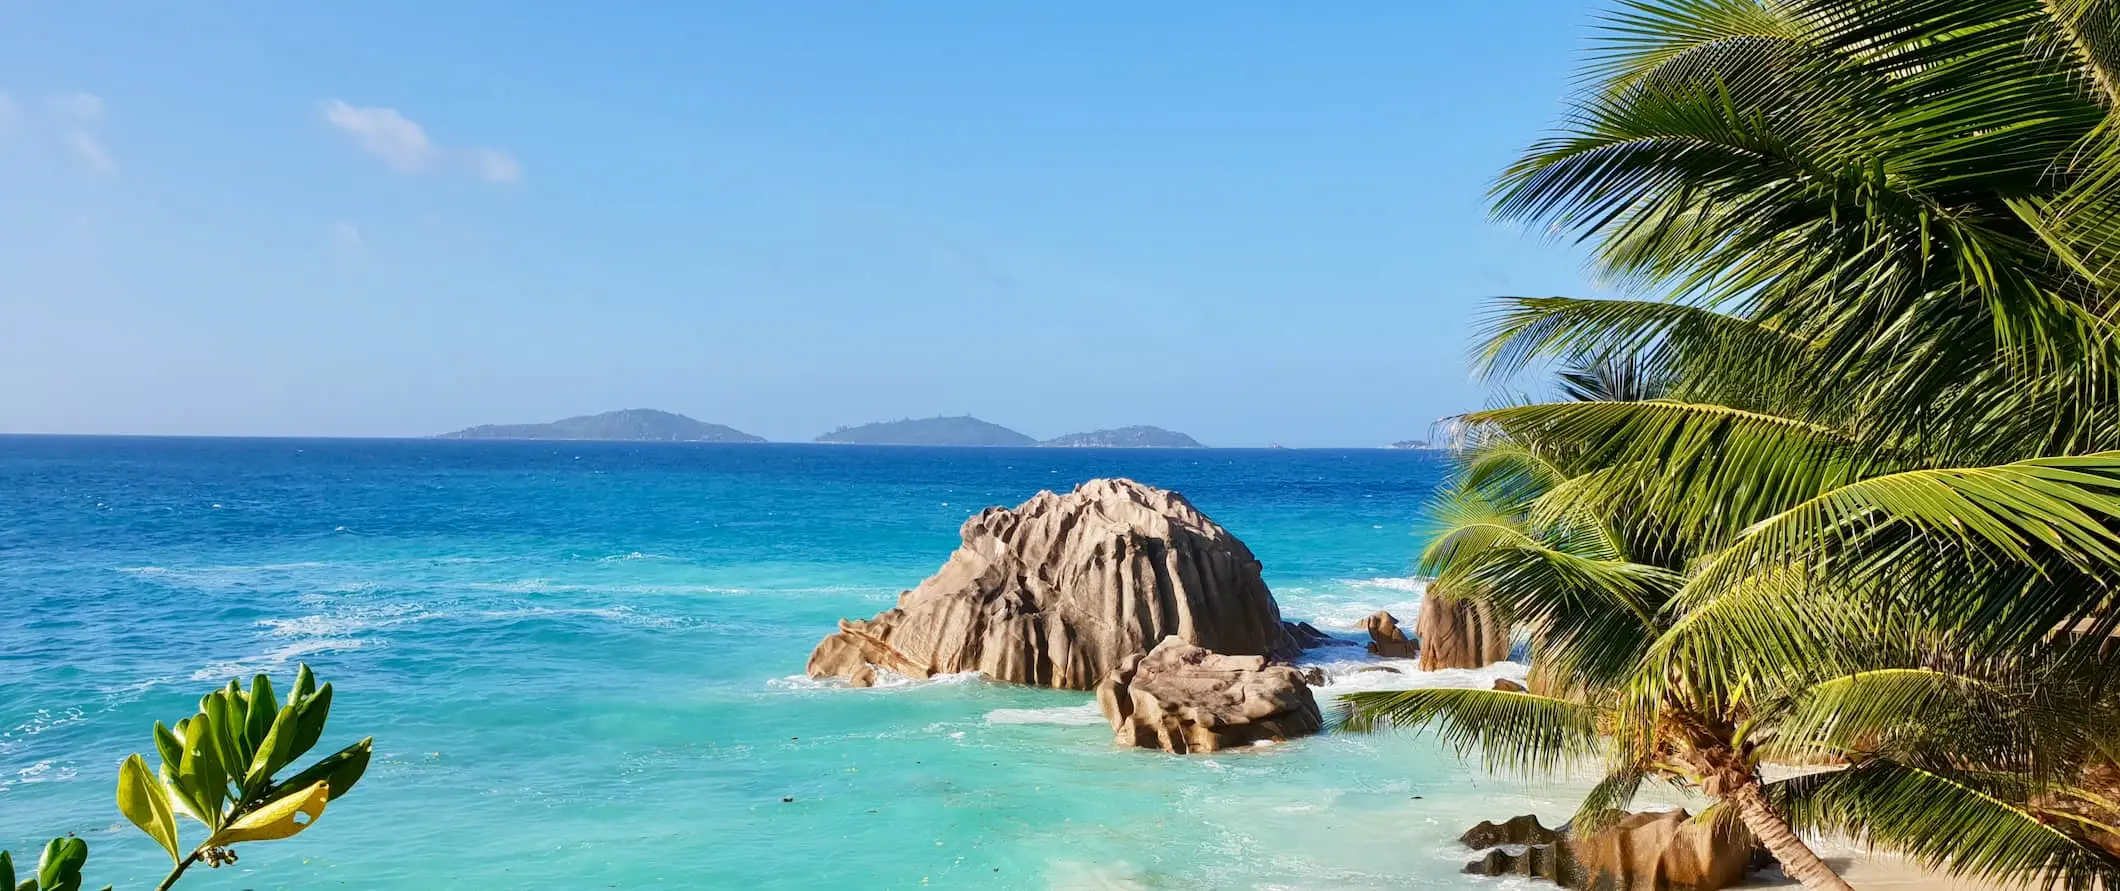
[{"xmin": 1728, "ymin": 780, "xmax": 1855, "ymax": 891}]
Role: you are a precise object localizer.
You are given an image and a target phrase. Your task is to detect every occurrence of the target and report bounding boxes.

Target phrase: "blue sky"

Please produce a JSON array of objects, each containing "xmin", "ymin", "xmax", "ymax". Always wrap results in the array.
[{"xmin": 0, "ymin": 1, "xmax": 1608, "ymax": 446}]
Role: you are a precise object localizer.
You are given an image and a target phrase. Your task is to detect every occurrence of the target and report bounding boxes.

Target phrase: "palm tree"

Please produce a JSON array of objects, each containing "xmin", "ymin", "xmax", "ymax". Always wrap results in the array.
[
  {"xmin": 1348, "ymin": 419, "xmax": 2120, "ymax": 889},
  {"xmin": 1347, "ymin": 3, "xmax": 2120, "ymax": 884}
]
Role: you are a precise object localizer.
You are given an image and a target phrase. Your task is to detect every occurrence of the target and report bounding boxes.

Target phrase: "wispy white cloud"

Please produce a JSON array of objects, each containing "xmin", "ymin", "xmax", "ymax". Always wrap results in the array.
[
  {"xmin": 49, "ymin": 92, "xmax": 104, "ymax": 123},
  {"xmin": 468, "ymin": 147, "xmax": 521, "ymax": 184},
  {"xmin": 321, "ymin": 98, "xmax": 519, "ymax": 184},
  {"xmin": 321, "ymin": 99, "xmax": 436, "ymax": 172},
  {"xmin": 332, "ymin": 220, "xmax": 364, "ymax": 247},
  {"xmin": 67, "ymin": 131, "xmax": 116, "ymax": 174},
  {"xmin": 37, "ymin": 91, "xmax": 117, "ymax": 174}
]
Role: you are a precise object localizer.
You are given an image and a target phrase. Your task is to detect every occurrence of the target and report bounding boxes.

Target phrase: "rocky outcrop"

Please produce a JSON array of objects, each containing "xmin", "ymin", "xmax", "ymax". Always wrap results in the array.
[
  {"xmin": 806, "ymin": 479, "xmax": 1292, "ymax": 689},
  {"xmin": 1576, "ymin": 809, "xmax": 1754, "ymax": 891},
  {"xmin": 1281, "ymin": 620, "xmax": 1336, "ymax": 651},
  {"xmin": 1416, "ymin": 590, "xmax": 1511, "ymax": 671},
  {"xmin": 1462, "ymin": 814, "xmax": 1566, "ymax": 849},
  {"xmin": 1458, "ymin": 810, "xmax": 1757, "ymax": 891},
  {"xmin": 1359, "ymin": 610, "xmax": 1420, "ymax": 658},
  {"xmin": 1094, "ymin": 637, "xmax": 1323, "ymax": 754}
]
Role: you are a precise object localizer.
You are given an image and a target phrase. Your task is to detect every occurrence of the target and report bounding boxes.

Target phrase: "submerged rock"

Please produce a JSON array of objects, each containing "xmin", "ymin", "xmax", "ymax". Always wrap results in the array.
[
  {"xmin": 1358, "ymin": 610, "xmax": 1420, "ymax": 658},
  {"xmin": 806, "ymin": 479, "xmax": 1292, "ymax": 689},
  {"xmin": 1416, "ymin": 591, "xmax": 1511, "ymax": 671},
  {"xmin": 1094, "ymin": 636, "xmax": 1323, "ymax": 754}
]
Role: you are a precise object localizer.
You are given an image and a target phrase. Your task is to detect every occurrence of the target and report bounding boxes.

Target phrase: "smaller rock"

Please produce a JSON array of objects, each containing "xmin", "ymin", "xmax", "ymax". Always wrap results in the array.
[
  {"xmin": 1297, "ymin": 666, "xmax": 1327, "ymax": 687},
  {"xmin": 1096, "ymin": 637, "xmax": 1323, "ymax": 754},
  {"xmin": 1416, "ymin": 591, "xmax": 1511, "ymax": 671},
  {"xmin": 1351, "ymin": 666, "xmax": 1402, "ymax": 675},
  {"xmin": 1358, "ymin": 610, "xmax": 1420, "ymax": 659},
  {"xmin": 1493, "ymin": 678, "xmax": 1528, "ymax": 693}
]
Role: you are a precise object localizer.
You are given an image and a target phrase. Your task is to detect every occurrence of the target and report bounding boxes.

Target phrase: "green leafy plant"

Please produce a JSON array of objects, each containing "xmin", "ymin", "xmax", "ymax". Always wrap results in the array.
[
  {"xmin": 0, "ymin": 838, "xmax": 108, "ymax": 891},
  {"xmin": 117, "ymin": 663, "xmax": 371, "ymax": 890}
]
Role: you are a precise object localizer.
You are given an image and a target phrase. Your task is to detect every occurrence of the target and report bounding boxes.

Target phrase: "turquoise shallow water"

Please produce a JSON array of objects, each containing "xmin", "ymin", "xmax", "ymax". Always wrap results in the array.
[{"xmin": 0, "ymin": 437, "xmax": 1566, "ymax": 889}]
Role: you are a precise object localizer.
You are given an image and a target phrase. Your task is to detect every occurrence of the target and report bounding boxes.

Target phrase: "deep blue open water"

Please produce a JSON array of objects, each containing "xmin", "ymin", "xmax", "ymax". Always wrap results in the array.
[{"xmin": 0, "ymin": 437, "xmax": 1561, "ymax": 889}]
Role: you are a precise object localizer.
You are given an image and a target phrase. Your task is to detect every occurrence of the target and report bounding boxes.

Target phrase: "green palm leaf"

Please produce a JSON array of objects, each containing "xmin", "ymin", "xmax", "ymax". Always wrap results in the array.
[
  {"xmin": 1771, "ymin": 760, "xmax": 2120, "ymax": 890},
  {"xmin": 1339, "ymin": 688, "xmax": 1604, "ymax": 776}
]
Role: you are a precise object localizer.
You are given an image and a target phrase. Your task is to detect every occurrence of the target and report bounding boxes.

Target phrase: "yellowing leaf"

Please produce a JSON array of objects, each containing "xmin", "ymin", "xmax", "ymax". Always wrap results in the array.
[
  {"xmin": 116, "ymin": 754, "xmax": 181, "ymax": 863},
  {"xmin": 205, "ymin": 780, "xmax": 328, "ymax": 847}
]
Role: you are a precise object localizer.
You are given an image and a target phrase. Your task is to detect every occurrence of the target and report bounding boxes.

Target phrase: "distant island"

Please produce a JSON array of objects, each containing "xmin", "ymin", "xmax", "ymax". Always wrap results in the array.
[
  {"xmin": 1040, "ymin": 426, "xmax": 1205, "ymax": 448},
  {"xmin": 1388, "ymin": 440, "xmax": 1438, "ymax": 450},
  {"xmin": 439, "ymin": 409, "xmax": 766, "ymax": 443},
  {"xmin": 815, "ymin": 416, "xmax": 1036, "ymax": 446}
]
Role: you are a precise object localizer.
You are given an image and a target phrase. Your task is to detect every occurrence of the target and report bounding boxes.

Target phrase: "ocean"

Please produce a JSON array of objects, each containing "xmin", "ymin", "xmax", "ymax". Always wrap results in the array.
[{"xmin": 0, "ymin": 437, "xmax": 1567, "ymax": 889}]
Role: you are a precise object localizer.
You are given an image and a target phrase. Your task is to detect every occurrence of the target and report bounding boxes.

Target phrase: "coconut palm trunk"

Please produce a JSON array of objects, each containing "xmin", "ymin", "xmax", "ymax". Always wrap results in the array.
[{"xmin": 1727, "ymin": 780, "xmax": 1854, "ymax": 891}]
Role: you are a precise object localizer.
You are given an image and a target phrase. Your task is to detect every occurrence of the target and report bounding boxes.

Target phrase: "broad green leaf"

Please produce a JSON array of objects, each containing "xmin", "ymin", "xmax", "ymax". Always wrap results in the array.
[
  {"xmin": 205, "ymin": 781, "xmax": 328, "ymax": 847},
  {"xmin": 274, "ymin": 738, "xmax": 371, "ymax": 803},
  {"xmin": 159, "ymin": 763, "xmax": 210, "ymax": 827},
  {"xmin": 245, "ymin": 707, "xmax": 296, "ymax": 788},
  {"xmin": 245, "ymin": 675, "xmax": 277, "ymax": 752},
  {"xmin": 2, "ymin": 850, "xmax": 13, "ymax": 891},
  {"xmin": 116, "ymin": 754, "xmax": 181, "ymax": 863},
  {"xmin": 152, "ymin": 721, "xmax": 184, "ymax": 773},
  {"xmin": 291, "ymin": 664, "xmax": 317, "ymax": 704},
  {"xmin": 36, "ymin": 837, "xmax": 85, "ymax": 891},
  {"xmin": 287, "ymin": 683, "xmax": 332, "ymax": 763}
]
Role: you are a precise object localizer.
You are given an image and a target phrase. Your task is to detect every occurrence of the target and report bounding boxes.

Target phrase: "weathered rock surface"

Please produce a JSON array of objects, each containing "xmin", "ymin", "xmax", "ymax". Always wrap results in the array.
[
  {"xmin": 1281, "ymin": 620, "xmax": 1336, "ymax": 651},
  {"xmin": 1095, "ymin": 637, "xmax": 1323, "ymax": 754},
  {"xmin": 1576, "ymin": 809, "xmax": 1754, "ymax": 891},
  {"xmin": 1359, "ymin": 610, "xmax": 1420, "ymax": 658},
  {"xmin": 1458, "ymin": 810, "xmax": 1758, "ymax": 891},
  {"xmin": 1467, "ymin": 842, "xmax": 1583, "ymax": 886},
  {"xmin": 1416, "ymin": 591, "xmax": 1511, "ymax": 671},
  {"xmin": 806, "ymin": 479, "xmax": 1291, "ymax": 689},
  {"xmin": 1461, "ymin": 814, "xmax": 1566, "ymax": 849}
]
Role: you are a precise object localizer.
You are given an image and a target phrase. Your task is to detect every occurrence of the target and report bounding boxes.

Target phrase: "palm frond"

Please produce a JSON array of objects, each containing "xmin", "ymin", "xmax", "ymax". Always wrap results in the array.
[
  {"xmin": 1771, "ymin": 760, "xmax": 2120, "ymax": 890},
  {"xmin": 1339, "ymin": 688, "xmax": 1604, "ymax": 777}
]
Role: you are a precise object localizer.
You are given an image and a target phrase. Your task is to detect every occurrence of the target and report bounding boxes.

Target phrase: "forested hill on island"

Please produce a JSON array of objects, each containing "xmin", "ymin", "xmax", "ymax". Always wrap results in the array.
[
  {"xmin": 814, "ymin": 417, "xmax": 1210, "ymax": 447},
  {"xmin": 814, "ymin": 416, "xmax": 1037, "ymax": 446},
  {"xmin": 1039, "ymin": 426, "xmax": 1205, "ymax": 448},
  {"xmin": 438, "ymin": 409, "xmax": 766, "ymax": 443}
]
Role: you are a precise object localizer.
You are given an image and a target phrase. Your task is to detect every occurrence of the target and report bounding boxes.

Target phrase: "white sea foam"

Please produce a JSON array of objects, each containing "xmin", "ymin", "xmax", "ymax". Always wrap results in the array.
[
  {"xmin": 1305, "ymin": 658, "xmax": 1532, "ymax": 700},
  {"xmin": 1346, "ymin": 576, "xmax": 1427, "ymax": 593},
  {"xmin": 259, "ymin": 603, "xmax": 438, "ymax": 637},
  {"xmin": 1274, "ymin": 576, "xmax": 1429, "ymax": 629},
  {"xmin": 192, "ymin": 639, "xmax": 369, "ymax": 681},
  {"xmin": 984, "ymin": 703, "xmax": 1106, "ymax": 726},
  {"xmin": 16, "ymin": 760, "xmax": 78, "ymax": 785},
  {"xmin": 766, "ymin": 670, "xmax": 984, "ymax": 693}
]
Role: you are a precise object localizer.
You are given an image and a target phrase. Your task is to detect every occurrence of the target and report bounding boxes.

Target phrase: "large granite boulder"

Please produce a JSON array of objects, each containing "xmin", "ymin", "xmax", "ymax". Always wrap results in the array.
[
  {"xmin": 1576, "ymin": 809, "xmax": 1754, "ymax": 891},
  {"xmin": 1094, "ymin": 636, "xmax": 1323, "ymax": 753},
  {"xmin": 806, "ymin": 479, "xmax": 1292, "ymax": 689},
  {"xmin": 1458, "ymin": 810, "xmax": 1757, "ymax": 891},
  {"xmin": 1416, "ymin": 590, "xmax": 1511, "ymax": 671},
  {"xmin": 1358, "ymin": 610, "xmax": 1420, "ymax": 658}
]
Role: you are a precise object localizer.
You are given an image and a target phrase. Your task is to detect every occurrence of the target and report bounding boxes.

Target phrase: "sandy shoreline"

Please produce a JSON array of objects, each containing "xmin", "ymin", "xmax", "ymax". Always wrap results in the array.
[{"xmin": 1758, "ymin": 850, "xmax": 2018, "ymax": 890}]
